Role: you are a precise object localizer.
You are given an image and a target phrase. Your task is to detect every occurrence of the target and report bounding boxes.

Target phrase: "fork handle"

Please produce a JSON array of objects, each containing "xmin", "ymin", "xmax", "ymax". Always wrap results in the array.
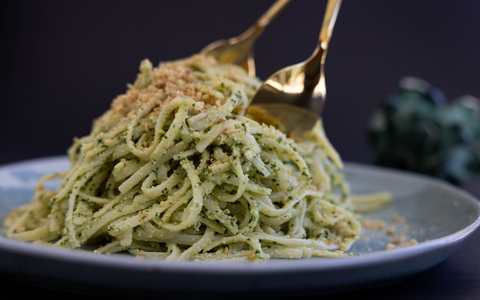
[
  {"xmin": 305, "ymin": 0, "xmax": 342, "ymax": 79},
  {"xmin": 319, "ymin": 0, "xmax": 342, "ymax": 50},
  {"xmin": 253, "ymin": 0, "xmax": 292, "ymax": 35},
  {"xmin": 236, "ymin": 0, "xmax": 292, "ymax": 76}
]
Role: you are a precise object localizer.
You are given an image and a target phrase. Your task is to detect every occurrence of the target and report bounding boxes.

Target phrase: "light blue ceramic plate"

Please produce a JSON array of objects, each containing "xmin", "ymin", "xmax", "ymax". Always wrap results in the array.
[{"xmin": 0, "ymin": 156, "xmax": 478, "ymax": 299}]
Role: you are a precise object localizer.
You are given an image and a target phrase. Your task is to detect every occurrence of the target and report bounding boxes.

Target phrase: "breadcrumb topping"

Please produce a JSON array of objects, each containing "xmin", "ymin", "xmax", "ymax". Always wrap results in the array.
[{"xmin": 93, "ymin": 55, "xmax": 251, "ymax": 138}]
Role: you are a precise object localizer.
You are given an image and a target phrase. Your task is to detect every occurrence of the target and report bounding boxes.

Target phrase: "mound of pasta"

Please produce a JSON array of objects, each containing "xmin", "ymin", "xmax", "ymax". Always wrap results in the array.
[{"xmin": 3, "ymin": 55, "xmax": 360, "ymax": 261}]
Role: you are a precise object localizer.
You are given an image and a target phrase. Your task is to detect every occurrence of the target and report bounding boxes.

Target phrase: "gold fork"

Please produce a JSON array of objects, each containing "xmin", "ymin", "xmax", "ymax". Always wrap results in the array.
[
  {"xmin": 200, "ymin": 0, "xmax": 291, "ymax": 77},
  {"xmin": 249, "ymin": 0, "xmax": 342, "ymax": 138}
]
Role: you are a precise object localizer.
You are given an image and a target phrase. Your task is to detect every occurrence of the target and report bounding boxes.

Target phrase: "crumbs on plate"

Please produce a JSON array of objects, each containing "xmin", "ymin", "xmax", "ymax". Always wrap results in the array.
[{"xmin": 361, "ymin": 212, "xmax": 420, "ymax": 251}]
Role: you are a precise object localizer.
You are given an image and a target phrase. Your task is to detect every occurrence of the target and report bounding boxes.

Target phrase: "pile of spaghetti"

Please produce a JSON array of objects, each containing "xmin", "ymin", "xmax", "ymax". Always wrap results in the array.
[{"xmin": 4, "ymin": 55, "xmax": 361, "ymax": 261}]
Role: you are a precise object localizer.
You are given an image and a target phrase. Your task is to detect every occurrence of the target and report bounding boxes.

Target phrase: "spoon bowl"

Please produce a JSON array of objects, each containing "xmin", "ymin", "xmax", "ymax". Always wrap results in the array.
[
  {"xmin": 249, "ymin": 0, "xmax": 342, "ymax": 136},
  {"xmin": 252, "ymin": 103, "xmax": 319, "ymax": 139}
]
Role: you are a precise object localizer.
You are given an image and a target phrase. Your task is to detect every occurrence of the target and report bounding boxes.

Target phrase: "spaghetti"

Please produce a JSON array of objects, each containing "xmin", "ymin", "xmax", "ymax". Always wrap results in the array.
[{"xmin": 4, "ymin": 55, "xmax": 364, "ymax": 261}]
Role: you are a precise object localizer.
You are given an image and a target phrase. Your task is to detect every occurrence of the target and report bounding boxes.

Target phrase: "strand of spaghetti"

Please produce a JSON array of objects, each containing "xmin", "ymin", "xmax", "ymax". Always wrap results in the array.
[
  {"xmin": 204, "ymin": 235, "xmax": 265, "ymax": 260},
  {"xmin": 126, "ymin": 96, "xmax": 164, "ymax": 159},
  {"xmin": 77, "ymin": 191, "xmax": 110, "ymax": 205},
  {"xmin": 78, "ymin": 200, "xmax": 156, "ymax": 243},
  {"xmin": 197, "ymin": 213, "xmax": 225, "ymax": 234},
  {"xmin": 118, "ymin": 141, "xmax": 188, "ymax": 194},
  {"xmin": 155, "ymin": 163, "xmax": 170, "ymax": 182},
  {"xmin": 222, "ymin": 147, "xmax": 247, "ymax": 202},
  {"xmin": 93, "ymin": 186, "xmax": 140, "ymax": 218},
  {"xmin": 112, "ymin": 141, "xmax": 130, "ymax": 160},
  {"xmin": 288, "ymin": 200, "xmax": 307, "ymax": 236},
  {"xmin": 6, "ymin": 206, "xmax": 35, "ymax": 238},
  {"xmin": 311, "ymin": 199, "xmax": 345, "ymax": 226},
  {"xmin": 150, "ymin": 105, "xmax": 190, "ymax": 162},
  {"xmin": 84, "ymin": 166, "xmax": 110, "ymax": 194},
  {"xmin": 150, "ymin": 97, "xmax": 196, "ymax": 151},
  {"xmin": 63, "ymin": 165, "xmax": 102, "ymax": 247},
  {"xmin": 222, "ymin": 178, "xmax": 271, "ymax": 195},
  {"xmin": 309, "ymin": 120, "xmax": 343, "ymax": 169},
  {"xmin": 262, "ymin": 247, "xmax": 305, "ymax": 259},
  {"xmin": 178, "ymin": 228, "xmax": 215, "ymax": 260},
  {"xmin": 303, "ymin": 188, "xmax": 325, "ymax": 199},
  {"xmin": 84, "ymin": 138, "xmax": 121, "ymax": 159},
  {"xmin": 259, "ymin": 206, "xmax": 299, "ymax": 226},
  {"xmin": 311, "ymin": 148, "xmax": 331, "ymax": 191},
  {"xmin": 133, "ymin": 233, "xmax": 203, "ymax": 245},
  {"xmin": 8, "ymin": 224, "xmax": 58, "ymax": 242},
  {"xmin": 251, "ymin": 156, "xmax": 270, "ymax": 177},
  {"xmin": 94, "ymin": 240, "xmax": 121, "ymax": 254},
  {"xmin": 270, "ymin": 157, "xmax": 290, "ymax": 190},
  {"xmin": 119, "ymin": 228, "xmax": 133, "ymax": 247},
  {"xmin": 160, "ymin": 182, "xmax": 192, "ymax": 223},
  {"xmin": 238, "ymin": 121, "xmax": 260, "ymax": 160},
  {"xmin": 195, "ymin": 148, "xmax": 210, "ymax": 174},
  {"xmin": 311, "ymin": 249, "xmax": 347, "ymax": 257},
  {"xmin": 237, "ymin": 197, "xmax": 251, "ymax": 228},
  {"xmin": 50, "ymin": 147, "xmax": 115, "ymax": 206},
  {"xmin": 203, "ymin": 195, "xmax": 238, "ymax": 234},
  {"xmin": 246, "ymin": 232, "xmax": 339, "ymax": 251},
  {"xmin": 67, "ymin": 136, "xmax": 90, "ymax": 163},
  {"xmin": 193, "ymin": 251, "xmax": 250, "ymax": 262},
  {"xmin": 98, "ymin": 238, "xmax": 165, "ymax": 254},
  {"xmin": 158, "ymin": 159, "xmax": 203, "ymax": 232},
  {"xmin": 351, "ymin": 192, "xmax": 392, "ymax": 212},
  {"xmin": 104, "ymin": 122, "xmax": 129, "ymax": 141},
  {"xmin": 173, "ymin": 149, "xmax": 197, "ymax": 160},
  {"xmin": 128, "ymin": 249, "xmax": 169, "ymax": 259},
  {"xmin": 138, "ymin": 222, "xmax": 179, "ymax": 240},
  {"xmin": 237, "ymin": 192, "xmax": 260, "ymax": 234},
  {"xmin": 195, "ymin": 122, "xmax": 228, "ymax": 152},
  {"xmin": 213, "ymin": 147, "xmax": 228, "ymax": 161},
  {"xmin": 259, "ymin": 136, "xmax": 311, "ymax": 198},
  {"xmin": 208, "ymin": 162, "xmax": 231, "ymax": 174},
  {"xmin": 48, "ymin": 200, "xmax": 66, "ymax": 233},
  {"xmin": 188, "ymin": 87, "xmax": 243, "ymax": 131},
  {"xmin": 107, "ymin": 196, "xmax": 173, "ymax": 236},
  {"xmin": 165, "ymin": 244, "xmax": 181, "ymax": 261},
  {"xmin": 253, "ymin": 194, "xmax": 301, "ymax": 217},
  {"xmin": 260, "ymin": 224, "xmax": 277, "ymax": 236},
  {"xmin": 141, "ymin": 167, "xmax": 184, "ymax": 197},
  {"xmin": 113, "ymin": 158, "xmax": 148, "ymax": 182}
]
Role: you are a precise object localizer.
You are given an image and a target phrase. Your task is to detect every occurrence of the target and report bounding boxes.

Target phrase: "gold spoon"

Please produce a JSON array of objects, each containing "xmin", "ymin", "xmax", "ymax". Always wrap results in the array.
[
  {"xmin": 249, "ymin": 0, "xmax": 342, "ymax": 138},
  {"xmin": 200, "ymin": 0, "xmax": 291, "ymax": 77}
]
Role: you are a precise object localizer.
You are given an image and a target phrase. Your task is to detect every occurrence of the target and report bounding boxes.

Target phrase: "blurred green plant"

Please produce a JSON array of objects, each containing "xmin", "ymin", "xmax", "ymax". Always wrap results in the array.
[{"xmin": 368, "ymin": 77, "xmax": 480, "ymax": 184}]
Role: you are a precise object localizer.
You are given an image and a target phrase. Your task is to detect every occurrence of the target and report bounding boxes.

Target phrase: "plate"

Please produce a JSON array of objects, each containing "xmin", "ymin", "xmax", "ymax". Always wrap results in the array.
[{"xmin": 0, "ymin": 156, "xmax": 478, "ymax": 299}]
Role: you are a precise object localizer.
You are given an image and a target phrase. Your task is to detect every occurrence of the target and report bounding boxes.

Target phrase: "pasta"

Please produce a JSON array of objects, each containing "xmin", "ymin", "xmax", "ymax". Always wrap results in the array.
[{"xmin": 3, "ymin": 55, "xmax": 364, "ymax": 262}]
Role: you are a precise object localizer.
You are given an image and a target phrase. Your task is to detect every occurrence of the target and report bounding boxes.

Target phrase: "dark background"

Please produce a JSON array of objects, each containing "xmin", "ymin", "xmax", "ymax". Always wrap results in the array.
[{"xmin": 0, "ymin": 1, "xmax": 480, "ymax": 299}]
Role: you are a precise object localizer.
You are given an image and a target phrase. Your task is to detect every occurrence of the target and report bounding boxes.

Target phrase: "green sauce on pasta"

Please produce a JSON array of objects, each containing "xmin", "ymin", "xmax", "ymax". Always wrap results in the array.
[{"xmin": 3, "ymin": 55, "xmax": 361, "ymax": 261}]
